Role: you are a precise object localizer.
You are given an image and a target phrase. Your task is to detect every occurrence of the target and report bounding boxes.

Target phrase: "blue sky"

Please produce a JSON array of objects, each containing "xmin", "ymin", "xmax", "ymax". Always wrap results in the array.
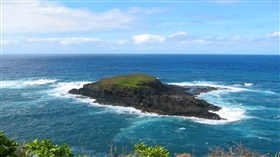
[{"xmin": 2, "ymin": 0, "xmax": 279, "ymax": 54}]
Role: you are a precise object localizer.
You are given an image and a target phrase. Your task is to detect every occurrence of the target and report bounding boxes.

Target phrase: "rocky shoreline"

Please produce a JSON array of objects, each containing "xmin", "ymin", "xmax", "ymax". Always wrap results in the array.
[{"xmin": 69, "ymin": 74, "xmax": 224, "ymax": 120}]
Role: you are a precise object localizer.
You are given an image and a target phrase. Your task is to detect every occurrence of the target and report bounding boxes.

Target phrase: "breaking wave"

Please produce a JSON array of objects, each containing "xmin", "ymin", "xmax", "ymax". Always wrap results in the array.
[
  {"xmin": 1, "ymin": 79, "xmax": 58, "ymax": 88},
  {"xmin": 168, "ymin": 81, "xmax": 247, "ymax": 93},
  {"xmin": 168, "ymin": 81, "xmax": 251, "ymax": 124},
  {"xmin": 244, "ymin": 83, "xmax": 254, "ymax": 86}
]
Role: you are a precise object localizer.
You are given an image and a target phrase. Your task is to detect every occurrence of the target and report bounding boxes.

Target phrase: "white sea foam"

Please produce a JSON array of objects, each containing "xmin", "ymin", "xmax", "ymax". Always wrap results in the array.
[
  {"xmin": 170, "ymin": 81, "xmax": 279, "ymax": 96},
  {"xmin": 166, "ymin": 107, "xmax": 247, "ymax": 125},
  {"xmin": 253, "ymin": 90, "xmax": 277, "ymax": 95},
  {"xmin": 244, "ymin": 83, "xmax": 254, "ymax": 86},
  {"xmin": 178, "ymin": 127, "xmax": 186, "ymax": 130},
  {"xmin": 168, "ymin": 81, "xmax": 253, "ymax": 124},
  {"xmin": 23, "ymin": 79, "xmax": 58, "ymax": 85},
  {"xmin": 1, "ymin": 81, "xmax": 20, "ymax": 88},
  {"xmin": 211, "ymin": 107, "xmax": 247, "ymax": 123},
  {"xmin": 174, "ymin": 127, "xmax": 186, "ymax": 132},
  {"xmin": 256, "ymin": 136, "xmax": 271, "ymax": 141},
  {"xmin": 77, "ymin": 99, "xmax": 158, "ymax": 117},
  {"xmin": 1, "ymin": 79, "xmax": 58, "ymax": 88},
  {"xmin": 232, "ymin": 83, "xmax": 242, "ymax": 86},
  {"xmin": 49, "ymin": 81, "xmax": 91, "ymax": 98},
  {"xmin": 168, "ymin": 81, "xmax": 247, "ymax": 93}
]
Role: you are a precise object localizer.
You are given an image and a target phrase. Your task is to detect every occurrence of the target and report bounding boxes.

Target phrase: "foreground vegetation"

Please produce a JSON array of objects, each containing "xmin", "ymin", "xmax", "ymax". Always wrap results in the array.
[{"xmin": 1, "ymin": 131, "xmax": 278, "ymax": 157}]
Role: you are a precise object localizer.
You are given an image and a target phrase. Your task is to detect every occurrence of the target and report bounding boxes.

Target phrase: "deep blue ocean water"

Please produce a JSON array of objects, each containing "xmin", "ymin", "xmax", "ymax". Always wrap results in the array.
[{"xmin": 1, "ymin": 54, "xmax": 279, "ymax": 156}]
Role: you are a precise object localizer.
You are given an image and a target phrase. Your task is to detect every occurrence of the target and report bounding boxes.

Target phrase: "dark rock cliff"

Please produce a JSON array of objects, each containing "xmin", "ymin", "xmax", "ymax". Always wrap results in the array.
[{"xmin": 69, "ymin": 74, "xmax": 223, "ymax": 120}]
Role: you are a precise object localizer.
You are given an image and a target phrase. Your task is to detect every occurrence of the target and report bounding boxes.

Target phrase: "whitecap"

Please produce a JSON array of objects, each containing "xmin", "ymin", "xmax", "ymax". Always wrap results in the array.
[
  {"xmin": 178, "ymin": 127, "xmax": 186, "ymax": 130},
  {"xmin": 166, "ymin": 107, "xmax": 248, "ymax": 125},
  {"xmin": 175, "ymin": 127, "xmax": 186, "ymax": 132},
  {"xmin": 49, "ymin": 81, "xmax": 91, "ymax": 98},
  {"xmin": 102, "ymin": 105, "xmax": 158, "ymax": 116},
  {"xmin": 168, "ymin": 81, "xmax": 251, "ymax": 124},
  {"xmin": 1, "ymin": 80, "xmax": 21, "ymax": 88},
  {"xmin": 168, "ymin": 81, "xmax": 247, "ymax": 93},
  {"xmin": 170, "ymin": 81, "xmax": 278, "ymax": 97},
  {"xmin": 251, "ymin": 90, "xmax": 277, "ymax": 95},
  {"xmin": 23, "ymin": 79, "xmax": 58, "ymax": 85},
  {"xmin": 244, "ymin": 83, "xmax": 254, "ymax": 86},
  {"xmin": 256, "ymin": 136, "xmax": 271, "ymax": 141},
  {"xmin": 1, "ymin": 79, "xmax": 58, "ymax": 88},
  {"xmin": 76, "ymin": 98, "xmax": 160, "ymax": 117},
  {"xmin": 245, "ymin": 106, "xmax": 266, "ymax": 111},
  {"xmin": 76, "ymin": 100, "xmax": 159, "ymax": 117},
  {"xmin": 210, "ymin": 107, "xmax": 247, "ymax": 123}
]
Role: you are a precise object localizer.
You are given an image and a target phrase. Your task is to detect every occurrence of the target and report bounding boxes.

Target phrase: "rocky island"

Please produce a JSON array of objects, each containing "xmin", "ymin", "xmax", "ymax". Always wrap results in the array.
[{"xmin": 69, "ymin": 74, "xmax": 223, "ymax": 120}]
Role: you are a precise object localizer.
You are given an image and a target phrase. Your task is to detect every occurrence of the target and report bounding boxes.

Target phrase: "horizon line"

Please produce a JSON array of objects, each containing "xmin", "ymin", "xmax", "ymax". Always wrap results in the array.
[{"xmin": 2, "ymin": 53, "xmax": 279, "ymax": 56}]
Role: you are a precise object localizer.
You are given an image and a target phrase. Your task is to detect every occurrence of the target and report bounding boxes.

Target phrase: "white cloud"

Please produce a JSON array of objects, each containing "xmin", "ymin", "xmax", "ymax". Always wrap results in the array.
[
  {"xmin": 1, "ymin": 40, "xmax": 14, "ymax": 45},
  {"xmin": 169, "ymin": 31, "xmax": 187, "ymax": 38},
  {"xmin": 128, "ymin": 7, "xmax": 166, "ymax": 14},
  {"xmin": 26, "ymin": 37, "xmax": 102, "ymax": 45},
  {"xmin": 4, "ymin": 31, "xmax": 276, "ymax": 52},
  {"xmin": 213, "ymin": 0, "xmax": 241, "ymax": 4},
  {"xmin": 180, "ymin": 39, "xmax": 210, "ymax": 45},
  {"xmin": 132, "ymin": 34, "xmax": 165, "ymax": 44},
  {"xmin": 267, "ymin": 32, "xmax": 280, "ymax": 38},
  {"xmin": 3, "ymin": 1, "xmax": 136, "ymax": 33},
  {"xmin": 115, "ymin": 40, "xmax": 128, "ymax": 45},
  {"xmin": 231, "ymin": 35, "xmax": 242, "ymax": 41}
]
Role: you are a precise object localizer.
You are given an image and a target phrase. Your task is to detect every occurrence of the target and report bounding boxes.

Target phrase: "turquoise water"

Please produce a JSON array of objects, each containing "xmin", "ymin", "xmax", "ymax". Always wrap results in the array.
[{"xmin": 1, "ymin": 54, "xmax": 279, "ymax": 156}]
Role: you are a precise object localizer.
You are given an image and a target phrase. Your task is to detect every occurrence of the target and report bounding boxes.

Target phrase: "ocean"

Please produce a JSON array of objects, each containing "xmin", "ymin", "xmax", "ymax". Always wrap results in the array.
[{"xmin": 1, "ymin": 54, "xmax": 279, "ymax": 156}]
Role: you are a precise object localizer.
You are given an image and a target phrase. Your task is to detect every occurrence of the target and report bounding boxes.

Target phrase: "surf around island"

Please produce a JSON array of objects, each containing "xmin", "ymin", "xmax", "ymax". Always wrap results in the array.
[{"xmin": 69, "ymin": 74, "xmax": 223, "ymax": 120}]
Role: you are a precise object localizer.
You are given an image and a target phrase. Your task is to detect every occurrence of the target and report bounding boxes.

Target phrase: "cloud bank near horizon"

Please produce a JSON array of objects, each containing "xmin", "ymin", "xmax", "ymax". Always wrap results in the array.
[{"xmin": 2, "ymin": 0, "xmax": 279, "ymax": 54}]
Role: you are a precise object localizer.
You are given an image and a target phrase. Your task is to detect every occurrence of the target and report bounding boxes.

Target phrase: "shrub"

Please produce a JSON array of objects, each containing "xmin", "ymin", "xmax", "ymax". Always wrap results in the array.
[
  {"xmin": 175, "ymin": 153, "xmax": 192, "ymax": 157},
  {"xmin": 105, "ymin": 145, "xmax": 133, "ymax": 157},
  {"xmin": 208, "ymin": 143, "xmax": 269, "ymax": 157},
  {"xmin": 133, "ymin": 142, "xmax": 169, "ymax": 157},
  {"xmin": 24, "ymin": 139, "xmax": 73, "ymax": 157},
  {"xmin": 0, "ymin": 131, "xmax": 18, "ymax": 157}
]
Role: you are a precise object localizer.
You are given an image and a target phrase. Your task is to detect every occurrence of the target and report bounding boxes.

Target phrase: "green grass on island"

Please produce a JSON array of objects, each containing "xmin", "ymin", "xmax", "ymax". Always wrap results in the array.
[{"xmin": 98, "ymin": 74, "xmax": 157, "ymax": 88}]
